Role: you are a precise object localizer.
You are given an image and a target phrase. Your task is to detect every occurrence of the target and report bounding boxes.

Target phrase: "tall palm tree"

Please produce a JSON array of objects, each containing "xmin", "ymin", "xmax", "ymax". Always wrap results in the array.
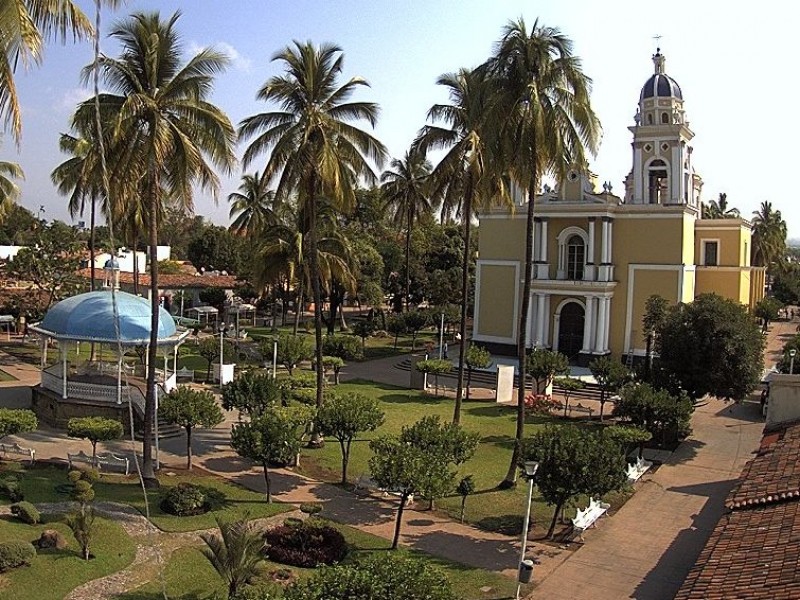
[
  {"xmin": 702, "ymin": 192, "xmax": 739, "ymax": 219},
  {"xmin": 486, "ymin": 18, "xmax": 601, "ymax": 487},
  {"xmin": 752, "ymin": 200, "xmax": 787, "ymax": 273},
  {"xmin": 0, "ymin": 154, "xmax": 23, "ymax": 222},
  {"xmin": 0, "ymin": 0, "xmax": 91, "ymax": 142},
  {"xmin": 381, "ymin": 147, "xmax": 433, "ymax": 312},
  {"xmin": 84, "ymin": 11, "xmax": 236, "ymax": 485},
  {"xmin": 239, "ymin": 41, "xmax": 386, "ymax": 415},
  {"xmin": 228, "ymin": 171, "xmax": 278, "ymax": 237},
  {"xmin": 200, "ymin": 516, "xmax": 264, "ymax": 599},
  {"xmin": 416, "ymin": 68, "xmax": 507, "ymax": 425}
]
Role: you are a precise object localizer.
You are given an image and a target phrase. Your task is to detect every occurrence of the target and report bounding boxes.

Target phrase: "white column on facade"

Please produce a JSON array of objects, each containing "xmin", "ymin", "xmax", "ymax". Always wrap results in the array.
[
  {"xmin": 587, "ymin": 219, "xmax": 596, "ymax": 264},
  {"xmin": 533, "ymin": 220, "xmax": 541, "ymax": 262},
  {"xmin": 602, "ymin": 297, "xmax": 612, "ymax": 350},
  {"xmin": 527, "ymin": 293, "xmax": 536, "ymax": 348},
  {"xmin": 594, "ymin": 297, "xmax": 608, "ymax": 353},
  {"xmin": 600, "ymin": 220, "xmax": 609, "ymax": 264},
  {"xmin": 535, "ymin": 294, "xmax": 546, "ymax": 347},
  {"xmin": 582, "ymin": 296, "xmax": 595, "ymax": 352},
  {"xmin": 540, "ymin": 219, "xmax": 549, "ymax": 263},
  {"xmin": 606, "ymin": 220, "xmax": 613, "ymax": 263},
  {"xmin": 633, "ymin": 146, "xmax": 643, "ymax": 202},
  {"xmin": 543, "ymin": 295, "xmax": 551, "ymax": 347}
]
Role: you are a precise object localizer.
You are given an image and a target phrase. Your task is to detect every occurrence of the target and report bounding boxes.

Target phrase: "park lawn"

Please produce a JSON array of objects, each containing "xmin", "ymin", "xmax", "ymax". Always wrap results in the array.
[
  {"xmin": 4, "ymin": 465, "xmax": 292, "ymax": 533},
  {"xmin": 0, "ymin": 368, "xmax": 17, "ymax": 381},
  {"xmin": 0, "ymin": 514, "xmax": 136, "ymax": 600},
  {"xmin": 299, "ymin": 380, "xmax": 625, "ymax": 537},
  {"xmin": 118, "ymin": 519, "xmax": 520, "ymax": 600}
]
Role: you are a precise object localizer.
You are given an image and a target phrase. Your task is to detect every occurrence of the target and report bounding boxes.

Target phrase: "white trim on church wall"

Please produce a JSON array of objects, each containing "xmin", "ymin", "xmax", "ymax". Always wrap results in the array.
[
  {"xmin": 472, "ymin": 259, "xmax": 520, "ymax": 346},
  {"xmin": 624, "ymin": 264, "xmax": 686, "ymax": 354}
]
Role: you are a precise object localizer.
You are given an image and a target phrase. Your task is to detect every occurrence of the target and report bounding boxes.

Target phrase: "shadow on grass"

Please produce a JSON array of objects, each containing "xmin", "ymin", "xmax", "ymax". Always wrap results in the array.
[
  {"xmin": 474, "ymin": 513, "xmax": 524, "ymax": 536},
  {"xmin": 116, "ymin": 593, "xmax": 212, "ymax": 600},
  {"xmin": 379, "ymin": 392, "xmax": 442, "ymax": 406},
  {"xmin": 480, "ymin": 435, "xmax": 516, "ymax": 450}
]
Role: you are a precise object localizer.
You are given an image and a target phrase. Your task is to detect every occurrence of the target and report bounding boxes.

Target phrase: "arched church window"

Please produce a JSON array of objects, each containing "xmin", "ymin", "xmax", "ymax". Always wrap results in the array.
[
  {"xmin": 647, "ymin": 113, "xmax": 653, "ymax": 125},
  {"xmin": 566, "ymin": 235, "xmax": 585, "ymax": 280},
  {"xmin": 647, "ymin": 159, "xmax": 669, "ymax": 204},
  {"xmin": 661, "ymin": 112, "xmax": 669, "ymax": 124}
]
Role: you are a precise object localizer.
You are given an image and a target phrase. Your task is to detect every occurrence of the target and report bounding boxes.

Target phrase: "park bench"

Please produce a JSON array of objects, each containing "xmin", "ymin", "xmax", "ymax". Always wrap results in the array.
[
  {"xmin": 626, "ymin": 456, "xmax": 653, "ymax": 483},
  {"xmin": 175, "ymin": 366, "xmax": 195, "ymax": 382},
  {"xmin": 95, "ymin": 452, "xmax": 130, "ymax": 475},
  {"xmin": 67, "ymin": 450, "xmax": 95, "ymax": 470},
  {"xmin": 0, "ymin": 442, "xmax": 35, "ymax": 464},
  {"xmin": 572, "ymin": 497, "xmax": 610, "ymax": 541},
  {"xmin": 354, "ymin": 473, "xmax": 414, "ymax": 505}
]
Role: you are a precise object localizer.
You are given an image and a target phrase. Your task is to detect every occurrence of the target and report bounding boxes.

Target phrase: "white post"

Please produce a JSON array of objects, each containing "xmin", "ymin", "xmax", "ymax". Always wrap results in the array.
[
  {"xmin": 272, "ymin": 339, "xmax": 278, "ymax": 379},
  {"xmin": 116, "ymin": 356, "xmax": 122, "ymax": 405},
  {"xmin": 40, "ymin": 337, "xmax": 46, "ymax": 370},
  {"xmin": 173, "ymin": 345, "xmax": 178, "ymax": 377},
  {"xmin": 516, "ymin": 473, "xmax": 536, "ymax": 600},
  {"xmin": 62, "ymin": 347, "xmax": 68, "ymax": 399},
  {"xmin": 154, "ymin": 383, "xmax": 160, "ymax": 470},
  {"xmin": 219, "ymin": 322, "xmax": 225, "ymax": 381},
  {"xmin": 438, "ymin": 313, "xmax": 445, "ymax": 359},
  {"xmin": 163, "ymin": 354, "xmax": 167, "ymax": 385},
  {"xmin": 180, "ymin": 293, "xmax": 184, "ymax": 318}
]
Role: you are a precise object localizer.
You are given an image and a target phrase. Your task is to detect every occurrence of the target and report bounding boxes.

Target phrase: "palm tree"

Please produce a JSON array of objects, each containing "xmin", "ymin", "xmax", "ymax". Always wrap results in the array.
[
  {"xmin": 200, "ymin": 516, "xmax": 264, "ymax": 599},
  {"xmin": 0, "ymin": 0, "xmax": 91, "ymax": 142},
  {"xmin": 702, "ymin": 192, "xmax": 739, "ymax": 219},
  {"xmin": 84, "ymin": 11, "xmax": 236, "ymax": 485},
  {"xmin": 752, "ymin": 200, "xmax": 787, "ymax": 273},
  {"xmin": 239, "ymin": 41, "xmax": 386, "ymax": 415},
  {"xmin": 381, "ymin": 148, "xmax": 433, "ymax": 312},
  {"xmin": 0, "ymin": 154, "xmax": 23, "ymax": 222},
  {"xmin": 228, "ymin": 171, "xmax": 278, "ymax": 237},
  {"xmin": 416, "ymin": 68, "xmax": 507, "ymax": 425},
  {"xmin": 486, "ymin": 19, "xmax": 601, "ymax": 488}
]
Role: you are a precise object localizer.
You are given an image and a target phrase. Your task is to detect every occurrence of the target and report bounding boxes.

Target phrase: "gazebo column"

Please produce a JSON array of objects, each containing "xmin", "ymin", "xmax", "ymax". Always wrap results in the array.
[
  {"xmin": 40, "ymin": 337, "xmax": 47, "ymax": 370},
  {"xmin": 61, "ymin": 346, "xmax": 68, "ymax": 399},
  {"xmin": 173, "ymin": 345, "xmax": 178, "ymax": 377},
  {"xmin": 116, "ymin": 354, "xmax": 122, "ymax": 405}
]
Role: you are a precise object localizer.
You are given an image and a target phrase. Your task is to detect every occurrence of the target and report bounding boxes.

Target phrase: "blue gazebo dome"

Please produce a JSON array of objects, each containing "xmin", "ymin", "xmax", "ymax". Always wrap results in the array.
[{"xmin": 36, "ymin": 291, "xmax": 178, "ymax": 344}]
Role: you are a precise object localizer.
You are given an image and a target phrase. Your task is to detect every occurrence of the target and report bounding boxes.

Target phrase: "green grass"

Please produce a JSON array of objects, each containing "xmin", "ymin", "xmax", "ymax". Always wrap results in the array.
[
  {"xmin": 117, "ymin": 519, "xmax": 520, "ymax": 600},
  {"xmin": 0, "ymin": 368, "xmax": 17, "ymax": 381},
  {"xmin": 5, "ymin": 466, "xmax": 292, "ymax": 533},
  {"xmin": 299, "ymin": 380, "xmax": 629, "ymax": 537},
  {"xmin": 0, "ymin": 514, "xmax": 136, "ymax": 600}
]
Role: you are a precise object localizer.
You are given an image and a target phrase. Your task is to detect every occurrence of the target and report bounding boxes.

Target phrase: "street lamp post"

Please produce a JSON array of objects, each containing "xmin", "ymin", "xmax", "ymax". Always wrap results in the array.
[
  {"xmin": 790, "ymin": 349, "xmax": 797, "ymax": 375},
  {"xmin": 516, "ymin": 460, "xmax": 540, "ymax": 600},
  {"xmin": 219, "ymin": 322, "xmax": 225, "ymax": 383}
]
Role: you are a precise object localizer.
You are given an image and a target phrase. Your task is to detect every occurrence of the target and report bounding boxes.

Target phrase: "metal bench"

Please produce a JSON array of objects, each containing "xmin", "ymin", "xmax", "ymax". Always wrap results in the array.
[
  {"xmin": 67, "ymin": 450, "xmax": 95, "ymax": 470},
  {"xmin": 0, "ymin": 442, "xmax": 35, "ymax": 464},
  {"xmin": 175, "ymin": 366, "xmax": 195, "ymax": 382}
]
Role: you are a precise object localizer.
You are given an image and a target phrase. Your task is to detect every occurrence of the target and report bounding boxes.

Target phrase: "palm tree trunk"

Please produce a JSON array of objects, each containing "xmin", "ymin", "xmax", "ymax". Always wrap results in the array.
[
  {"xmin": 263, "ymin": 461, "xmax": 272, "ymax": 502},
  {"xmin": 453, "ymin": 189, "xmax": 473, "ymax": 425},
  {"xmin": 89, "ymin": 198, "xmax": 97, "ymax": 362},
  {"xmin": 293, "ymin": 284, "xmax": 304, "ymax": 335},
  {"xmin": 132, "ymin": 232, "xmax": 140, "ymax": 296},
  {"xmin": 308, "ymin": 179, "xmax": 325, "ymax": 446},
  {"xmin": 502, "ymin": 182, "xmax": 537, "ymax": 488},
  {"xmin": 142, "ymin": 177, "xmax": 160, "ymax": 488},
  {"xmin": 405, "ymin": 206, "xmax": 412, "ymax": 312}
]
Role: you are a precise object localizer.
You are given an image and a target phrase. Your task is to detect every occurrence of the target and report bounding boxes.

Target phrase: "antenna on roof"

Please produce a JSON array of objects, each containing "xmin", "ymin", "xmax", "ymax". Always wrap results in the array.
[{"xmin": 653, "ymin": 34, "xmax": 662, "ymax": 53}]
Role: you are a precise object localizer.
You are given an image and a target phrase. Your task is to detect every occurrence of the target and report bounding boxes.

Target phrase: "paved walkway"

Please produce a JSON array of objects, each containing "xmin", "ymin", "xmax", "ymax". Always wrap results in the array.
[{"xmin": 0, "ymin": 314, "xmax": 795, "ymax": 598}]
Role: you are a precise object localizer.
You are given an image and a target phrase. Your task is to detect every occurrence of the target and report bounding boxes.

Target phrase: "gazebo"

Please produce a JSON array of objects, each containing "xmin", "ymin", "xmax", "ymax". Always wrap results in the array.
[{"xmin": 30, "ymin": 290, "xmax": 189, "ymax": 434}]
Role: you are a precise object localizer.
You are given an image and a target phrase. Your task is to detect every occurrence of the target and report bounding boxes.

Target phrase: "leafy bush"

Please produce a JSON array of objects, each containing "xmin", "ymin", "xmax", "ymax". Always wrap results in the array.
[
  {"xmin": 0, "ymin": 475, "xmax": 23, "ymax": 502},
  {"xmin": 10, "ymin": 501, "xmax": 40, "ymax": 525},
  {"xmin": 0, "ymin": 540, "xmax": 36, "ymax": 572},
  {"xmin": 264, "ymin": 521, "xmax": 347, "ymax": 567},
  {"xmin": 160, "ymin": 483, "xmax": 225, "ymax": 516}
]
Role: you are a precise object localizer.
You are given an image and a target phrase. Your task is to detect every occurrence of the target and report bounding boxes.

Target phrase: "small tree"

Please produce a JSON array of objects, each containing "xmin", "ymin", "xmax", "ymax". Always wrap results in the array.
[
  {"xmin": 603, "ymin": 425, "xmax": 652, "ymax": 459},
  {"xmin": 527, "ymin": 349, "xmax": 569, "ymax": 395},
  {"xmin": 0, "ymin": 409, "xmax": 37, "ymax": 442},
  {"xmin": 66, "ymin": 506, "xmax": 96, "ymax": 561},
  {"xmin": 642, "ymin": 294, "xmax": 669, "ymax": 381},
  {"xmin": 200, "ymin": 516, "xmax": 265, "ymax": 599},
  {"xmin": 221, "ymin": 370, "xmax": 281, "ymax": 418},
  {"xmin": 387, "ymin": 315, "xmax": 408, "ymax": 350},
  {"xmin": 198, "ymin": 336, "xmax": 234, "ymax": 383},
  {"xmin": 403, "ymin": 311, "xmax": 430, "ymax": 351},
  {"xmin": 66, "ymin": 417, "xmax": 123, "ymax": 460},
  {"xmin": 457, "ymin": 475, "xmax": 475, "ymax": 524},
  {"xmin": 613, "ymin": 383, "xmax": 693, "ymax": 447},
  {"xmin": 316, "ymin": 392, "xmax": 385, "ymax": 484},
  {"xmin": 160, "ymin": 387, "xmax": 224, "ymax": 470},
  {"xmin": 321, "ymin": 356, "xmax": 346, "ymax": 385},
  {"xmin": 321, "ymin": 334, "xmax": 364, "ymax": 362},
  {"xmin": 274, "ymin": 334, "xmax": 313, "ymax": 376},
  {"xmin": 589, "ymin": 357, "xmax": 630, "ymax": 421},
  {"xmin": 520, "ymin": 425, "xmax": 627, "ymax": 538},
  {"xmin": 554, "ymin": 377, "xmax": 585, "ymax": 418},
  {"xmin": 415, "ymin": 358, "xmax": 453, "ymax": 396},
  {"xmin": 230, "ymin": 406, "xmax": 313, "ymax": 502},
  {"xmin": 754, "ymin": 296, "xmax": 783, "ymax": 332},
  {"xmin": 350, "ymin": 319, "xmax": 376, "ymax": 352},
  {"xmin": 464, "ymin": 344, "xmax": 491, "ymax": 402}
]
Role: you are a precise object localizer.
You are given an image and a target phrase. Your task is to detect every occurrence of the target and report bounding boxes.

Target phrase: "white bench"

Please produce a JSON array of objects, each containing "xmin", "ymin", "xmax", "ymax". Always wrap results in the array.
[
  {"xmin": 0, "ymin": 442, "xmax": 35, "ymax": 464},
  {"xmin": 354, "ymin": 473, "xmax": 414, "ymax": 505},
  {"xmin": 96, "ymin": 452, "xmax": 129, "ymax": 475},
  {"xmin": 67, "ymin": 450, "xmax": 95, "ymax": 470},
  {"xmin": 626, "ymin": 456, "xmax": 653, "ymax": 483},
  {"xmin": 572, "ymin": 497, "xmax": 610, "ymax": 541},
  {"xmin": 175, "ymin": 367, "xmax": 195, "ymax": 382}
]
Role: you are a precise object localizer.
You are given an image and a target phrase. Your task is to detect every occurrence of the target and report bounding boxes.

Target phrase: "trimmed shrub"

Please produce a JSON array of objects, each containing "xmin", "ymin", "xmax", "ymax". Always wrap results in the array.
[
  {"xmin": 0, "ymin": 476, "xmax": 23, "ymax": 502},
  {"xmin": 0, "ymin": 541, "xmax": 36, "ymax": 572},
  {"xmin": 264, "ymin": 521, "xmax": 347, "ymax": 568},
  {"xmin": 160, "ymin": 483, "xmax": 225, "ymax": 516},
  {"xmin": 10, "ymin": 501, "xmax": 40, "ymax": 525}
]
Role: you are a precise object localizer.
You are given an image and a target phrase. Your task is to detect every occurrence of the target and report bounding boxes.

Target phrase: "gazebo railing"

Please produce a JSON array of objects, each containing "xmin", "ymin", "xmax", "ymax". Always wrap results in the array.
[{"xmin": 40, "ymin": 366, "xmax": 145, "ymax": 417}]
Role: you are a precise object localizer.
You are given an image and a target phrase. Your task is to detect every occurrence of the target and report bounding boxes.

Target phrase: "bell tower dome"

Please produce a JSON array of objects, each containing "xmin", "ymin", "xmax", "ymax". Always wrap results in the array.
[{"xmin": 625, "ymin": 49, "xmax": 702, "ymax": 207}]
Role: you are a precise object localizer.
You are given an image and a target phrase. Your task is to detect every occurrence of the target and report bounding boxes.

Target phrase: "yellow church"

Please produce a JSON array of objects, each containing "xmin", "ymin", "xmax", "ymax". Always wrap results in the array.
[{"xmin": 472, "ymin": 50, "xmax": 765, "ymax": 365}]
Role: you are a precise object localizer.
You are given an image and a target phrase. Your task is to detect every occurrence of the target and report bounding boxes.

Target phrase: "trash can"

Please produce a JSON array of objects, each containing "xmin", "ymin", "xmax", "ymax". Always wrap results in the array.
[{"xmin": 518, "ymin": 559, "xmax": 534, "ymax": 583}]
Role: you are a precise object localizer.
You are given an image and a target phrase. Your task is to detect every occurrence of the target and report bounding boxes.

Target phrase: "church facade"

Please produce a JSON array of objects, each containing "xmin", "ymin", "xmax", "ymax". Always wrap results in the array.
[{"xmin": 472, "ymin": 50, "xmax": 765, "ymax": 365}]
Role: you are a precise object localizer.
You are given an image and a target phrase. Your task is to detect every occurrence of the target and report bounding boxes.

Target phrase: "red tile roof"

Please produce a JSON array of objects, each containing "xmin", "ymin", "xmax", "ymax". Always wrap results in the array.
[{"xmin": 77, "ymin": 268, "xmax": 238, "ymax": 289}]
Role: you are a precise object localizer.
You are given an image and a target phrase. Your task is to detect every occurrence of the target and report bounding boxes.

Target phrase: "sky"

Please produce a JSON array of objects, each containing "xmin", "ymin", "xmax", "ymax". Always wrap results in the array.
[{"xmin": 9, "ymin": 0, "xmax": 800, "ymax": 237}]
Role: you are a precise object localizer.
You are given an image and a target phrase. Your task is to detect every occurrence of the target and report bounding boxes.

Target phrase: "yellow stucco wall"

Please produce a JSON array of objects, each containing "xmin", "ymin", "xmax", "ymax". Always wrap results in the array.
[
  {"xmin": 613, "ymin": 217, "xmax": 686, "ymax": 265},
  {"xmin": 478, "ymin": 218, "xmax": 526, "ymax": 261},
  {"xmin": 475, "ymin": 263, "xmax": 518, "ymax": 339},
  {"xmin": 695, "ymin": 226, "xmax": 745, "ymax": 266},
  {"xmin": 695, "ymin": 268, "xmax": 746, "ymax": 303}
]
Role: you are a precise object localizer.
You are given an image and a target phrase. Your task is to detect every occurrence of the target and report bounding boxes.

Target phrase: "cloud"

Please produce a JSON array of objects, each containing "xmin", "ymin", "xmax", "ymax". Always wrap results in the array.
[
  {"xmin": 59, "ymin": 87, "xmax": 93, "ymax": 112},
  {"xmin": 189, "ymin": 41, "xmax": 252, "ymax": 73}
]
